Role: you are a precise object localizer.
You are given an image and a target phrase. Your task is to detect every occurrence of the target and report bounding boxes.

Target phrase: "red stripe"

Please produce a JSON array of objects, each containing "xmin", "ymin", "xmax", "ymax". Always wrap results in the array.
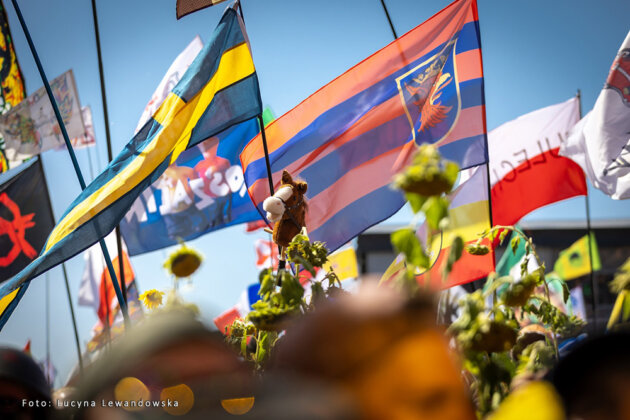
[
  {"xmin": 417, "ymin": 238, "xmax": 493, "ymax": 289},
  {"xmin": 491, "ymin": 148, "xmax": 586, "ymax": 226}
]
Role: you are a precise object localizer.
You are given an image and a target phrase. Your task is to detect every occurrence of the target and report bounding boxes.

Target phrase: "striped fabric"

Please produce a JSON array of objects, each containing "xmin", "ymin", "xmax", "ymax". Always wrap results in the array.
[
  {"xmin": 416, "ymin": 164, "xmax": 493, "ymax": 288},
  {"xmin": 240, "ymin": 0, "xmax": 487, "ymax": 253},
  {"xmin": 0, "ymin": 3, "xmax": 262, "ymax": 329},
  {"xmin": 381, "ymin": 164, "xmax": 493, "ymax": 289},
  {"xmin": 176, "ymin": 0, "xmax": 228, "ymax": 19}
]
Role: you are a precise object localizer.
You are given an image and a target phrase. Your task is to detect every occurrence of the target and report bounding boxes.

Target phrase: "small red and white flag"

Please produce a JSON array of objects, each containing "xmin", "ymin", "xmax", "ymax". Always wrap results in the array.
[
  {"xmin": 489, "ymin": 97, "xmax": 587, "ymax": 226},
  {"xmin": 254, "ymin": 239, "xmax": 279, "ymax": 271},
  {"xmin": 245, "ymin": 219, "xmax": 268, "ymax": 233}
]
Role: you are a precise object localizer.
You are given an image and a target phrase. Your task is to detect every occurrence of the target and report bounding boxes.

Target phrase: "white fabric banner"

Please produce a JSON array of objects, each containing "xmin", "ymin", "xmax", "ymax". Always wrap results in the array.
[
  {"xmin": 489, "ymin": 97, "xmax": 579, "ymax": 186},
  {"xmin": 0, "ymin": 70, "xmax": 85, "ymax": 166},
  {"xmin": 561, "ymin": 30, "xmax": 630, "ymax": 199},
  {"xmin": 135, "ymin": 36, "xmax": 203, "ymax": 133}
]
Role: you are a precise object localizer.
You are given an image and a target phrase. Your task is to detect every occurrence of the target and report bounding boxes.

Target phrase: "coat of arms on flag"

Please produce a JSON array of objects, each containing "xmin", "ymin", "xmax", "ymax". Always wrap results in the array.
[{"xmin": 397, "ymin": 40, "xmax": 460, "ymax": 146}]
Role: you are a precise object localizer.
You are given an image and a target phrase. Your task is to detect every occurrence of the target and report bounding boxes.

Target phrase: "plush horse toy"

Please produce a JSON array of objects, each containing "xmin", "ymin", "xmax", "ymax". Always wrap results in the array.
[{"xmin": 262, "ymin": 170, "xmax": 308, "ymax": 270}]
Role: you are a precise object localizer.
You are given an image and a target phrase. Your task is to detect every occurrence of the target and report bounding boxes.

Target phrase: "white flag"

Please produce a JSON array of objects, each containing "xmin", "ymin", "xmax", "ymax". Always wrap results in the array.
[
  {"xmin": 135, "ymin": 36, "xmax": 203, "ymax": 133},
  {"xmin": 560, "ymin": 31, "xmax": 630, "ymax": 199},
  {"xmin": 0, "ymin": 70, "xmax": 85, "ymax": 167}
]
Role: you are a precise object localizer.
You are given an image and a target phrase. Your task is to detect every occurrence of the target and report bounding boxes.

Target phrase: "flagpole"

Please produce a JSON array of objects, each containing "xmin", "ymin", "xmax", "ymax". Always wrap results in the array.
[
  {"xmin": 38, "ymin": 158, "xmax": 84, "ymax": 375},
  {"xmin": 9, "ymin": 0, "xmax": 130, "ymax": 326},
  {"xmin": 45, "ymin": 272, "xmax": 50, "ymax": 385},
  {"xmin": 90, "ymin": 0, "xmax": 128, "ymax": 306},
  {"xmin": 577, "ymin": 89, "xmax": 598, "ymax": 331},
  {"xmin": 237, "ymin": 1, "xmax": 282, "ymax": 268},
  {"xmin": 379, "ymin": 0, "xmax": 399, "ymax": 39}
]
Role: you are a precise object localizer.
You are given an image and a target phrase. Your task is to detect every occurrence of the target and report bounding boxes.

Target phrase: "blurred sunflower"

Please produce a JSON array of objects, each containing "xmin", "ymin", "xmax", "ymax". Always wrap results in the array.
[
  {"xmin": 139, "ymin": 289, "xmax": 165, "ymax": 310},
  {"xmin": 164, "ymin": 244, "xmax": 204, "ymax": 278}
]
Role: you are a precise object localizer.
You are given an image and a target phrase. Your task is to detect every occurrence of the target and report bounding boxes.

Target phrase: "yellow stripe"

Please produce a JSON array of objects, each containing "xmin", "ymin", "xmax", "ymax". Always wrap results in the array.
[
  {"xmin": 0, "ymin": 288, "xmax": 20, "ymax": 316},
  {"xmin": 437, "ymin": 200, "xmax": 490, "ymax": 249},
  {"xmin": 45, "ymin": 43, "xmax": 255, "ymax": 251}
]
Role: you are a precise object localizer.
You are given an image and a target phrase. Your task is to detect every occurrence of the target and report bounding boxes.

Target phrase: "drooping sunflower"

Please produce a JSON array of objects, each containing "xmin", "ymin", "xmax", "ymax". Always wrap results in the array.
[
  {"xmin": 139, "ymin": 289, "xmax": 165, "ymax": 310},
  {"xmin": 164, "ymin": 244, "xmax": 203, "ymax": 278}
]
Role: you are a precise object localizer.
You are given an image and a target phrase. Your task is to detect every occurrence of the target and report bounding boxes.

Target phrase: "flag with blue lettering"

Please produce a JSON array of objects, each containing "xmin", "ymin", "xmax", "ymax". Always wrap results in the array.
[{"xmin": 121, "ymin": 119, "xmax": 261, "ymax": 255}]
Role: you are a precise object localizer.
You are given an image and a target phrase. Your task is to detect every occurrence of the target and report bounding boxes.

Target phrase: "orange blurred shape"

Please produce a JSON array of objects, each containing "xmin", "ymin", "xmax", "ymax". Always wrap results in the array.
[
  {"xmin": 160, "ymin": 384, "xmax": 194, "ymax": 416},
  {"xmin": 221, "ymin": 397, "xmax": 255, "ymax": 415},
  {"xmin": 114, "ymin": 377, "xmax": 150, "ymax": 412}
]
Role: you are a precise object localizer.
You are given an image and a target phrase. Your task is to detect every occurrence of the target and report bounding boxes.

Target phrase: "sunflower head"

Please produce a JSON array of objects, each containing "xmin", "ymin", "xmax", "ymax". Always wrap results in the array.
[
  {"xmin": 139, "ymin": 289, "xmax": 165, "ymax": 310},
  {"xmin": 164, "ymin": 244, "xmax": 203, "ymax": 278}
]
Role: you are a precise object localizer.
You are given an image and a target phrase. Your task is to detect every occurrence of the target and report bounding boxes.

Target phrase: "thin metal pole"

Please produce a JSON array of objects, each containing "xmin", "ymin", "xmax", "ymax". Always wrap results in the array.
[
  {"xmin": 577, "ymin": 89, "xmax": 598, "ymax": 331},
  {"xmin": 10, "ymin": 0, "xmax": 129, "ymax": 325},
  {"xmin": 45, "ymin": 272, "xmax": 50, "ymax": 385},
  {"xmin": 257, "ymin": 114, "xmax": 275, "ymax": 196},
  {"xmin": 379, "ymin": 0, "xmax": 398, "ymax": 39},
  {"xmin": 90, "ymin": 0, "xmax": 127, "ymax": 305},
  {"xmin": 62, "ymin": 264, "xmax": 84, "ymax": 374},
  {"xmin": 38, "ymin": 158, "xmax": 84, "ymax": 376}
]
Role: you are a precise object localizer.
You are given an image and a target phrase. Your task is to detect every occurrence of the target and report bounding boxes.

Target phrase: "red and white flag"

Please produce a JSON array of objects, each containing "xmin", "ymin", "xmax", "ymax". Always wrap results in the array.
[
  {"xmin": 79, "ymin": 232, "xmax": 135, "ymax": 326},
  {"xmin": 561, "ymin": 31, "xmax": 630, "ymax": 200},
  {"xmin": 135, "ymin": 36, "xmax": 203, "ymax": 133},
  {"xmin": 254, "ymin": 239, "xmax": 279, "ymax": 271},
  {"xmin": 489, "ymin": 97, "xmax": 587, "ymax": 226}
]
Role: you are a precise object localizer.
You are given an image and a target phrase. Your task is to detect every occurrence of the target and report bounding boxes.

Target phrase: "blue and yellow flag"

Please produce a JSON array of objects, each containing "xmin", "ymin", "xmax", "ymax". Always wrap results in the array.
[{"xmin": 0, "ymin": 2, "xmax": 262, "ymax": 329}]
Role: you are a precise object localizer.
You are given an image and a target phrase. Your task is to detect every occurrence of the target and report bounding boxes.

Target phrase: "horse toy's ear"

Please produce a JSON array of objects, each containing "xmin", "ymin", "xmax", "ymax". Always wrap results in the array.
[
  {"xmin": 296, "ymin": 181, "xmax": 308, "ymax": 194},
  {"xmin": 281, "ymin": 170, "xmax": 293, "ymax": 185}
]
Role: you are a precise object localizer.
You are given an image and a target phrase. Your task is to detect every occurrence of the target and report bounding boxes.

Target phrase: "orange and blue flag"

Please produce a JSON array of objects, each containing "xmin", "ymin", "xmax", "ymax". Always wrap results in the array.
[{"xmin": 240, "ymin": 0, "xmax": 487, "ymax": 252}]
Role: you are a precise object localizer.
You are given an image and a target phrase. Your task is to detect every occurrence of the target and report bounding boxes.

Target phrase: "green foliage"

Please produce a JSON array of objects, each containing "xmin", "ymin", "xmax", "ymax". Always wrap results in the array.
[
  {"xmin": 391, "ymin": 228, "xmax": 429, "ymax": 269},
  {"xmin": 610, "ymin": 257, "xmax": 630, "ymax": 293},
  {"xmin": 225, "ymin": 232, "xmax": 346, "ymax": 370},
  {"xmin": 443, "ymin": 236, "xmax": 464, "ymax": 279},
  {"xmin": 392, "ymin": 144, "xmax": 459, "ymax": 196},
  {"xmin": 466, "ymin": 243, "xmax": 490, "ymax": 255}
]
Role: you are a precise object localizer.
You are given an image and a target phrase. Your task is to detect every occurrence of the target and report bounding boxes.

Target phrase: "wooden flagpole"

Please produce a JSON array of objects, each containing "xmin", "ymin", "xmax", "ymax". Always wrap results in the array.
[{"xmin": 10, "ymin": 0, "xmax": 130, "ymax": 326}]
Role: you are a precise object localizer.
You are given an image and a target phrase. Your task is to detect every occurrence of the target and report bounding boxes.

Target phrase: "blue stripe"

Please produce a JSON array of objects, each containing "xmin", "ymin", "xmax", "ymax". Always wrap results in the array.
[
  {"xmin": 310, "ymin": 185, "xmax": 406, "ymax": 253},
  {"xmin": 52, "ymin": 119, "xmax": 160, "ymax": 230},
  {"xmin": 459, "ymin": 78, "xmax": 484, "ymax": 108},
  {"xmin": 455, "ymin": 21, "xmax": 480, "ymax": 54},
  {"xmin": 0, "ymin": 283, "xmax": 29, "ymax": 330},
  {"xmin": 189, "ymin": 74, "xmax": 261, "ymax": 148},
  {"xmin": 245, "ymin": 22, "xmax": 481, "ymax": 185},
  {"xmin": 300, "ymin": 114, "xmax": 411, "ymax": 197},
  {"xmin": 174, "ymin": 8, "xmax": 246, "ymax": 102},
  {"xmin": 439, "ymin": 134, "xmax": 487, "ymax": 169}
]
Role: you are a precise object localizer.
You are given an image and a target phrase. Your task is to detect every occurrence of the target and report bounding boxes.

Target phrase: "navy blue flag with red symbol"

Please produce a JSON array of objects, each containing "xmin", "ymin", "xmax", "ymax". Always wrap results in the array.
[{"xmin": 0, "ymin": 158, "xmax": 54, "ymax": 327}]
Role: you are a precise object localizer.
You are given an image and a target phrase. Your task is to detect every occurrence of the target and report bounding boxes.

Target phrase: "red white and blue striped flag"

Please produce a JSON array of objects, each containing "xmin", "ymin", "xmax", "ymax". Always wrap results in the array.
[{"xmin": 240, "ymin": 0, "xmax": 487, "ymax": 252}]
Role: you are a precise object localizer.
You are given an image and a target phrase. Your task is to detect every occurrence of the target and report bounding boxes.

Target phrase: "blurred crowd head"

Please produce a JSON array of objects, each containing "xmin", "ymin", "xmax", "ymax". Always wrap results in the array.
[{"xmin": 4, "ymin": 284, "xmax": 630, "ymax": 420}]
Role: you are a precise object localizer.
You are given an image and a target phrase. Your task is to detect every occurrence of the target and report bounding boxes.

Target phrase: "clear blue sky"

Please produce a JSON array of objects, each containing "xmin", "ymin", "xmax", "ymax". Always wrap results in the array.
[{"xmin": 0, "ymin": 0, "xmax": 628, "ymax": 386}]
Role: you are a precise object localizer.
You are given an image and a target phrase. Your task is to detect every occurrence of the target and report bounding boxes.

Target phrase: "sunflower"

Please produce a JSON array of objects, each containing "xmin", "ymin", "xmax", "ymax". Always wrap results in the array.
[
  {"xmin": 139, "ymin": 289, "xmax": 165, "ymax": 310},
  {"xmin": 164, "ymin": 244, "xmax": 203, "ymax": 278}
]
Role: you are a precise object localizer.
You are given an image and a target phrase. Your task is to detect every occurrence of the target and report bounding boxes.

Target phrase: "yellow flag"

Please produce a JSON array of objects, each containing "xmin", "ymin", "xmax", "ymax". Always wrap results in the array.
[
  {"xmin": 554, "ymin": 233, "xmax": 601, "ymax": 281},
  {"xmin": 489, "ymin": 381, "xmax": 564, "ymax": 420},
  {"xmin": 325, "ymin": 247, "xmax": 358, "ymax": 281}
]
